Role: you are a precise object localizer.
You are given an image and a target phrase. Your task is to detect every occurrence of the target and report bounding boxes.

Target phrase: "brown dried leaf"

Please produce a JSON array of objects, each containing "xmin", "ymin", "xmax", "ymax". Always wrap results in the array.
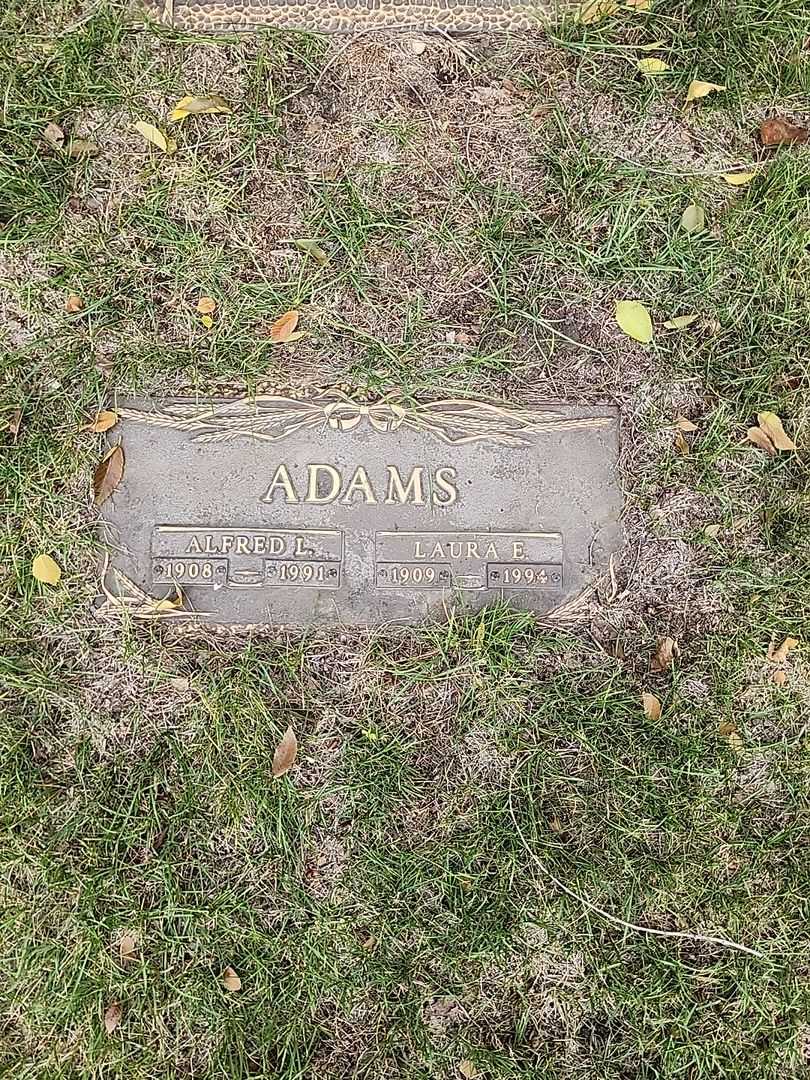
[
  {"xmin": 642, "ymin": 692, "xmax": 662, "ymax": 721},
  {"xmin": 674, "ymin": 429, "xmax": 690, "ymax": 456},
  {"xmin": 458, "ymin": 1061, "xmax": 478, "ymax": 1079},
  {"xmin": 746, "ymin": 426, "xmax": 776, "ymax": 456},
  {"xmin": 760, "ymin": 117, "xmax": 808, "ymax": 146},
  {"xmin": 704, "ymin": 523, "xmax": 722, "ymax": 539},
  {"xmin": 118, "ymin": 934, "xmax": 137, "ymax": 963},
  {"xmin": 772, "ymin": 668, "xmax": 787, "ymax": 686},
  {"xmin": 67, "ymin": 139, "xmax": 99, "ymax": 157},
  {"xmin": 549, "ymin": 815, "xmax": 564, "ymax": 833},
  {"xmin": 81, "ymin": 410, "xmax": 118, "ymax": 433},
  {"xmin": 65, "ymin": 293, "xmax": 84, "ymax": 313},
  {"xmin": 269, "ymin": 310, "xmax": 300, "ymax": 343},
  {"xmin": 43, "ymin": 121, "xmax": 65, "ymax": 149},
  {"xmin": 222, "ymin": 966, "xmax": 241, "ymax": 991},
  {"xmin": 6, "ymin": 408, "xmax": 22, "ymax": 438},
  {"xmin": 104, "ymin": 1001, "xmax": 122, "ymax": 1035},
  {"xmin": 768, "ymin": 636, "xmax": 799, "ymax": 664},
  {"xmin": 93, "ymin": 444, "xmax": 125, "ymax": 505},
  {"xmin": 675, "ymin": 416, "xmax": 698, "ymax": 432},
  {"xmin": 650, "ymin": 636, "xmax": 679, "ymax": 673},
  {"xmin": 196, "ymin": 296, "xmax": 216, "ymax": 315},
  {"xmin": 272, "ymin": 725, "xmax": 298, "ymax": 778},
  {"xmin": 756, "ymin": 411, "xmax": 796, "ymax": 451}
]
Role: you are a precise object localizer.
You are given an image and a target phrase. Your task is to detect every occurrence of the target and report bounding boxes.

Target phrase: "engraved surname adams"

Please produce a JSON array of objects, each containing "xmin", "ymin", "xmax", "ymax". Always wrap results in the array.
[{"xmin": 260, "ymin": 463, "xmax": 458, "ymax": 506}]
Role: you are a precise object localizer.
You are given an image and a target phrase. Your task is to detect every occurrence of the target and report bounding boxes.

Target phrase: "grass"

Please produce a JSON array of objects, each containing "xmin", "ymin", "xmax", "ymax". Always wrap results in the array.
[{"xmin": 1, "ymin": 0, "xmax": 810, "ymax": 1076}]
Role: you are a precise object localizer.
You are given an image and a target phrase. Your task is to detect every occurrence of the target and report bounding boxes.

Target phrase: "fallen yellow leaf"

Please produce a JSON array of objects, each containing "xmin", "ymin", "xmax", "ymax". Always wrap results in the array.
[
  {"xmin": 67, "ymin": 139, "xmax": 99, "ymax": 157},
  {"xmin": 719, "ymin": 721, "xmax": 744, "ymax": 755},
  {"xmin": 768, "ymin": 636, "xmax": 799, "ymax": 664},
  {"xmin": 152, "ymin": 587, "xmax": 184, "ymax": 613},
  {"xmin": 637, "ymin": 57, "xmax": 670, "ymax": 76},
  {"xmin": 32, "ymin": 554, "xmax": 61, "ymax": 586},
  {"xmin": 222, "ymin": 966, "xmax": 242, "ymax": 991},
  {"xmin": 574, "ymin": 0, "xmax": 619, "ymax": 23},
  {"xmin": 680, "ymin": 203, "xmax": 705, "ymax": 234},
  {"xmin": 663, "ymin": 314, "xmax": 699, "ymax": 330},
  {"xmin": 685, "ymin": 79, "xmax": 726, "ymax": 104},
  {"xmin": 133, "ymin": 120, "xmax": 176, "ymax": 155},
  {"xmin": 757, "ymin": 411, "xmax": 796, "ymax": 451},
  {"xmin": 615, "ymin": 300, "xmax": 653, "ymax": 343},
  {"xmin": 722, "ymin": 171, "xmax": 757, "ymax": 186},
  {"xmin": 200, "ymin": 314, "xmax": 214, "ymax": 329},
  {"xmin": 294, "ymin": 238, "xmax": 328, "ymax": 265},
  {"xmin": 168, "ymin": 94, "xmax": 231, "ymax": 122}
]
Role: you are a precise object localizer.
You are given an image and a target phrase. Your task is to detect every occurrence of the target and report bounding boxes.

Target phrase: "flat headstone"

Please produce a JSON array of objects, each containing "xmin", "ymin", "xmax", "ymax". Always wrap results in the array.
[
  {"xmin": 99, "ymin": 391, "xmax": 622, "ymax": 627},
  {"xmin": 142, "ymin": 0, "xmax": 555, "ymax": 33}
]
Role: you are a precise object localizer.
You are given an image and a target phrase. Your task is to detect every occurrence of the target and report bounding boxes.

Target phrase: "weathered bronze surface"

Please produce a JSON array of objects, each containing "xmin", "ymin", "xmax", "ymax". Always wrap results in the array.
[
  {"xmin": 142, "ymin": 0, "xmax": 554, "ymax": 33},
  {"xmin": 98, "ymin": 390, "xmax": 622, "ymax": 627}
]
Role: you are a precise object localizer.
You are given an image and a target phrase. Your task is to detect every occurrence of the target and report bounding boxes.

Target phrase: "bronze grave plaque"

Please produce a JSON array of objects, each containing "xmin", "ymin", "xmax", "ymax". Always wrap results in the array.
[
  {"xmin": 142, "ymin": 0, "xmax": 555, "ymax": 34},
  {"xmin": 99, "ymin": 391, "xmax": 622, "ymax": 627}
]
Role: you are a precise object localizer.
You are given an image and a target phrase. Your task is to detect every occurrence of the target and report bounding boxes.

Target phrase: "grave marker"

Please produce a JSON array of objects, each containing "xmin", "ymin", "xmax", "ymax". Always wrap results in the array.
[{"xmin": 99, "ymin": 391, "xmax": 622, "ymax": 627}]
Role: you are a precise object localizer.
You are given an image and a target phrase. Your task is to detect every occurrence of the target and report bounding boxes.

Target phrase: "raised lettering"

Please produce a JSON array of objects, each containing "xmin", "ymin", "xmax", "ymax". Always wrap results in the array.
[
  {"xmin": 385, "ymin": 465, "xmax": 425, "ymax": 505},
  {"xmin": 433, "ymin": 467, "xmax": 458, "ymax": 506},
  {"xmin": 186, "ymin": 535, "xmax": 203, "ymax": 554},
  {"xmin": 342, "ymin": 466, "xmax": 378, "ymax": 504},
  {"xmin": 306, "ymin": 464, "xmax": 341, "ymax": 504},
  {"xmin": 512, "ymin": 541, "xmax": 526, "ymax": 560},
  {"xmin": 261, "ymin": 464, "xmax": 298, "ymax": 504}
]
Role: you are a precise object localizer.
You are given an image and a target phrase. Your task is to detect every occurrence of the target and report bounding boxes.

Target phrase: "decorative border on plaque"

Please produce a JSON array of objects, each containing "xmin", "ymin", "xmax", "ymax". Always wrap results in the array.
[{"xmin": 119, "ymin": 392, "xmax": 611, "ymax": 449}]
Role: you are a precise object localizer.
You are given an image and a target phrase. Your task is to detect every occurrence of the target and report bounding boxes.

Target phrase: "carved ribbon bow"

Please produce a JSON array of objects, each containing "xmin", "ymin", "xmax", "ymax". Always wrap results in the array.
[{"xmin": 323, "ymin": 401, "xmax": 406, "ymax": 433}]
